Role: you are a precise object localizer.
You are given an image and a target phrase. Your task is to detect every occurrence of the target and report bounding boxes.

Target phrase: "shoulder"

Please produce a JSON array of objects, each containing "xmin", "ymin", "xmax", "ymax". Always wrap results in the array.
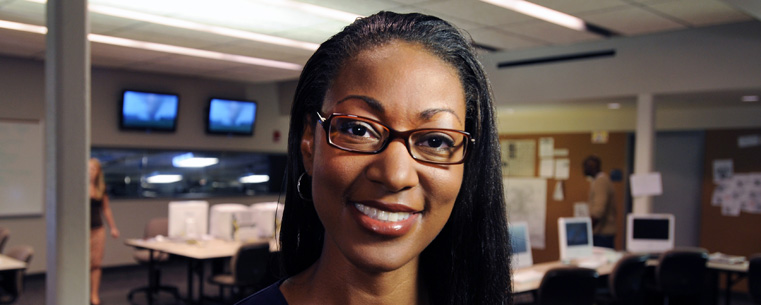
[{"xmin": 235, "ymin": 279, "xmax": 288, "ymax": 305}]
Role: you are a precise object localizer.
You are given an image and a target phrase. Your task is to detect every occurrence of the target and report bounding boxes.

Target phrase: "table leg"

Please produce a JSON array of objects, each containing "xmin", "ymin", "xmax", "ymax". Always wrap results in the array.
[
  {"xmin": 187, "ymin": 260, "xmax": 194, "ymax": 303},
  {"xmin": 147, "ymin": 249, "xmax": 155, "ymax": 305},
  {"xmin": 725, "ymin": 272, "xmax": 732, "ymax": 305}
]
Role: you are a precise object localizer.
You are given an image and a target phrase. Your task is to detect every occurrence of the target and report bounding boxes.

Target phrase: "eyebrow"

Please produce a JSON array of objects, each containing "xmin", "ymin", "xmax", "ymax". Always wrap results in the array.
[{"xmin": 335, "ymin": 95, "xmax": 463, "ymax": 124}]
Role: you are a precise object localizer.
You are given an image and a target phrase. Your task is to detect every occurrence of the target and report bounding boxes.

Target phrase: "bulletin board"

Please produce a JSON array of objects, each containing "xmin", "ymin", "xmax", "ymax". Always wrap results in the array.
[
  {"xmin": 0, "ymin": 119, "xmax": 44, "ymax": 217},
  {"xmin": 699, "ymin": 129, "xmax": 761, "ymax": 263},
  {"xmin": 500, "ymin": 132, "xmax": 629, "ymax": 264}
]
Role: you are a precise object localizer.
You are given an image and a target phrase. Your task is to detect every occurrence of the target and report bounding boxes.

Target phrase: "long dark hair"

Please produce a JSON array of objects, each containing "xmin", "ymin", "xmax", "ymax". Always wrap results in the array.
[{"xmin": 279, "ymin": 11, "xmax": 511, "ymax": 305}]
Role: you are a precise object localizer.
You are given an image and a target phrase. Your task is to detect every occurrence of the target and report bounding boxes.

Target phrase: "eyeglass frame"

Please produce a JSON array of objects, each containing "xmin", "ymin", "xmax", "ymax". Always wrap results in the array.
[{"xmin": 315, "ymin": 112, "xmax": 476, "ymax": 165}]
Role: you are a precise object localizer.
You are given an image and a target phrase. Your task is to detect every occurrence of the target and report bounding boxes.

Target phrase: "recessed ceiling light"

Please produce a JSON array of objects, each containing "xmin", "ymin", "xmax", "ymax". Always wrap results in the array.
[
  {"xmin": 607, "ymin": 103, "xmax": 621, "ymax": 109},
  {"xmin": 741, "ymin": 95, "xmax": 759, "ymax": 102}
]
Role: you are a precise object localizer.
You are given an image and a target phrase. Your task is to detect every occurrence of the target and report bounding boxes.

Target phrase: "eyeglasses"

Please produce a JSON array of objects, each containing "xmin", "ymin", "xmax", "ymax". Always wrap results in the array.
[{"xmin": 316, "ymin": 112, "xmax": 474, "ymax": 165}]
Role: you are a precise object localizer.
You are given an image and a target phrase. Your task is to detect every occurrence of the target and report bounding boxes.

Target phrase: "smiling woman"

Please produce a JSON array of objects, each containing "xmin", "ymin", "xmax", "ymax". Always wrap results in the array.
[{"xmin": 237, "ymin": 11, "xmax": 511, "ymax": 305}]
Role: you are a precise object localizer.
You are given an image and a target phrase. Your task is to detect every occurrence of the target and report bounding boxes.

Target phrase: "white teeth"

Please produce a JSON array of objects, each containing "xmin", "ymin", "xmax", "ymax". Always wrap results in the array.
[{"xmin": 355, "ymin": 203, "xmax": 411, "ymax": 222}]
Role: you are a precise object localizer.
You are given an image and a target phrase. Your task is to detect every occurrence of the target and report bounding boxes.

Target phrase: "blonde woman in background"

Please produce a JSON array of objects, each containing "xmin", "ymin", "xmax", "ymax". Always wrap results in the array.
[{"xmin": 89, "ymin": 158, "xmax": 120, "ymax": 305}]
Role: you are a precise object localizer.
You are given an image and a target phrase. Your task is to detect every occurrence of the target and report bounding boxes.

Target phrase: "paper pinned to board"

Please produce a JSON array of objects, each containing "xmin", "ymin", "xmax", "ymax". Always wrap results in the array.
[{"xmin": 630, "ymin": 172, "xmax": 663, "ymax": 197}]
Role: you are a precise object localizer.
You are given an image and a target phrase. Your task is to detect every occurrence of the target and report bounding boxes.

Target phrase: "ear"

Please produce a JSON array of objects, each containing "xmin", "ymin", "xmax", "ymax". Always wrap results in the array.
[{"xmin": 300, "ymin": 121, "xmax": 316, "ymax": 176}]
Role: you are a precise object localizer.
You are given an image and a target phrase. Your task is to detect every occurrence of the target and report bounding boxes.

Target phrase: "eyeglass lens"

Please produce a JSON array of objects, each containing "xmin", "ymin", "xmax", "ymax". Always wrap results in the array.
[{"xmin": 326, "ymin": 115, "xmax": 468, "ymax": 164}]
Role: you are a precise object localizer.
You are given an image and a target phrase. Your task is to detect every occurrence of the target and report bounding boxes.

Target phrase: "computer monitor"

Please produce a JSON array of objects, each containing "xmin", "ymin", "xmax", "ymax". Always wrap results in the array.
[
  {"xmin": 626, "ymin": 213, "xmax": 675, "ymax": 253},
  {"xmin": 250, "ymin": 202, "xmax": 283, "ymax": 239},
  {"xmin": 509, "ymin": 221, "xmax": 533, "ymax": 269},
  {"xmin": 558, "ymin": 217, "xmax": 593, "ymax": 261},
  {"xmin": 168, "ymin": 200, "xmax": 209, "ymax": 239},
  {"xmin": 208, "ymin": 203, "xmax": 248, "ymax": 240}
]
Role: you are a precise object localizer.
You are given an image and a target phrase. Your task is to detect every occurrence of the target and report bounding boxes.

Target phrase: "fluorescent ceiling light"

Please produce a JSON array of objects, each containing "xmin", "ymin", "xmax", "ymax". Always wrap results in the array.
[
  {"xmin": 87, "ymin": 4, "xmax": 319, "ymax": 51},
  {"xmin": 172, "ymin": 153, "xmax": 219, "ymax": 168},
  {"xmin": 89, "ymin": 34, "xmax": 303, "ymax": 70},
  {"xmin": 146, "ymin": 174, "xmax": 183, "ymax": 184},
  {"xmin": 259, "ymin": 0, "xmax": 362, "ymax": 23},
  {"xmin": 481, "ymin": 0, "xmax": 586, "ymax": 32},
  {"xmin": 741, "ymin": 95, "xmax": 759, "ymax": 102},
  {"xmin": 0, "ymin": 20, "xmax": 46, "ymax": 34},
  {"xmin": 239, "ymin": 174, "xmax": 270, "ymax": 184},
  {"xmin": 0, "ymin": 20, "xmax": 303, "ymax": 70},
  {"xmin": 607, "ymin": 103, "xmax": 621, "ymax": 109}
]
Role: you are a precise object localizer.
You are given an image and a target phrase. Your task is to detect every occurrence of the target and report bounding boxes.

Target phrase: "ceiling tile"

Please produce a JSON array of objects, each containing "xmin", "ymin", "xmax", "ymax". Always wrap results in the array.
[
  {"xmin": 498, "ymin": 21, "xmax": 601, "ymax": 45},
  {"xmin": 418, "ymin": 0, "xmax": 535, "ymax": 27},
  {"xmin": 0, "ymin": 0, "xmax": 44, "ymax": 25},
  {"xmin": 465, "ymin": 27, "xmax": 545, "ymax": 50},
  {"xmin": 298, "ymin": 0, "xmax": 402, "ymax": 16},
  {"xmin": 531, "ymin": 0, "xmax": 630, "ymax": 15},
  {"xmin": 580, "ymin": 6, "xmax": 686, "ymax": 35},
  {"xmin": 646, "ymin": 0, "xmax": 753, "ymax": 26}
]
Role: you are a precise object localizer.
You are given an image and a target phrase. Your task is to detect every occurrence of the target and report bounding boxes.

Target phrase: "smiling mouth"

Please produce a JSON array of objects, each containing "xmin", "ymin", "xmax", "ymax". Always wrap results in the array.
[{"xmin": 354, "ymin": 203, "xmax": 413, "ymax": 222}]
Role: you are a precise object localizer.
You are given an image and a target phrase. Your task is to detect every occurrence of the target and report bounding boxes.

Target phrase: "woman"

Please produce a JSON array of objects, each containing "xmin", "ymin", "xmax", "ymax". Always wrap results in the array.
[
  {"xmin": 89, "ymin": 158, "xmax": 120, "ymax": 305},
  {"xmin": 238, "ymin": 11, "xmax": 510, "ymax": 305}
]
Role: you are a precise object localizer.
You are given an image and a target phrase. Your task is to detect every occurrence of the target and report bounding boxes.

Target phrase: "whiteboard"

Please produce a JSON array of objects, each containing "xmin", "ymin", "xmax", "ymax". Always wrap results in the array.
[{"xmin": 0, "ymin": 120, "xmax": 44, "ymax": 216}]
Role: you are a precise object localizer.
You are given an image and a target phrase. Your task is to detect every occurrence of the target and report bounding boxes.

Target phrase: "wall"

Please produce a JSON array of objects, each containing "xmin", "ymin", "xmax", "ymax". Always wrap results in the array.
[
  {"xmin": 0, "ymin": 55, "xmax": 290, "ymax": 273},
  {"xmin": 483, "ymin": 21, "xmax": 761, "ymax": 106}
]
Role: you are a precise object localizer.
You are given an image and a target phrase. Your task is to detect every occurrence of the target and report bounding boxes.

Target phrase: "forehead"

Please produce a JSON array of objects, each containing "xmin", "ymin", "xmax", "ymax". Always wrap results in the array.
[{"xmin": 323, "ymin": 41, "xmax": 466, "ymax": 124}]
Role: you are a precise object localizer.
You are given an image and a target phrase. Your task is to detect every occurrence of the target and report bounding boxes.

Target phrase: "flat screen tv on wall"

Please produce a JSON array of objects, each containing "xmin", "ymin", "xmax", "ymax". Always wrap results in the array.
[
  {"xmin": 205, "ymin": 98, "xmax": 257, "ymax": 136},
  {"xmin": 119, "ymin": 89, "xmax": 179, "ymax": 132}
]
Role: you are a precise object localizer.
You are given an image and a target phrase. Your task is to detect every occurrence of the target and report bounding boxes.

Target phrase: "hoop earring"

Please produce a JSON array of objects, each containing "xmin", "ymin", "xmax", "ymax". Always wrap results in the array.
[{"xmin": 297, "ymin": 172, "xmax": 312, "ymax": 201}]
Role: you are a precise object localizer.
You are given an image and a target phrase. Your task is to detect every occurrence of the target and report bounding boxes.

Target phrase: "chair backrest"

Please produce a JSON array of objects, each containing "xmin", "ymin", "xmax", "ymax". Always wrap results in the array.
[
  {"xmin": 656, "ymin": 247, "xmax": 708, "ymax": 297},
  {"xmin": 537, "ymin": 266, "xmax": 599, "ymax": 305},
  {"xmin": 0, "ymin": 226, "xmax": 10, "ymax": 253},
  {"xmin": 6, "ymin": 245, "xmax": 33, "ymax": 264},
  {"xmin": 144, "ymin": 217, "xmax": 169, "ymax": 239},
  {"xmin": 609, "ymin": 254, "xmax": 648, "ymax": 305},
  {"xmin": 750, "ymin": 254, "xmax": 761, "ymax": 304},
  {"xmin": 3, "ymin": 245, "xmax": 34, "ymax": 299},
  {"xmin": 231, "ymin": 242, "xmax": 271, "ymax": 286}
]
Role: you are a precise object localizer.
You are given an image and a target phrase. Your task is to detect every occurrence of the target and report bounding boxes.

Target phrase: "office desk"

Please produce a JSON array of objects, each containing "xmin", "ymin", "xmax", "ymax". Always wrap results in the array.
[
  {"xmin": 708, "ymin": 260, "xmax": 749, "ymax": 305},
  {"xmin": 512, "ymin": 252, "xmax": 749, "ymax": 305},
  {"xmin": 126, "ymin": 238, "xmax": 276, "ymax": 304},
  {"xmin": 0, "ymin": 254, "xmax": 26, "ymax": 272},
  {"xmin": 513, "ymin": 259, "xmax": 616, "ymax": 294}
]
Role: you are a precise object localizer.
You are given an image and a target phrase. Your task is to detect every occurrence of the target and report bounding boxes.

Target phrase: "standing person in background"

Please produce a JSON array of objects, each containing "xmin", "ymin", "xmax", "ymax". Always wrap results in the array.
[
  {"xmin": 89, "ymin": 158, "xmax": 120, "ymax": 305},
  {"xmin": 583, "ymin": 155, "xmax": 616, "ymax": 249}
]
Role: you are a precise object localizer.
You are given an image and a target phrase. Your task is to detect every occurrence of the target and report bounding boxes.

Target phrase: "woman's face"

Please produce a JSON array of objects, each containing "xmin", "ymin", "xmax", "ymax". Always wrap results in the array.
[
  {"xmin": 301, "ymin": 40, "xmax": 466, "ymax": 273},
  {"xmin": 89, "ymin": 159, "xmax": 100, "ymax": 184}
]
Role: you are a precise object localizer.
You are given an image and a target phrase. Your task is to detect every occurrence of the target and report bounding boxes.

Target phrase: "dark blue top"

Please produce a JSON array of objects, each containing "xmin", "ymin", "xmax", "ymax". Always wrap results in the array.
[{"xmin": 236, "ymin": 279, "xmax": 288, "ymax": 305}]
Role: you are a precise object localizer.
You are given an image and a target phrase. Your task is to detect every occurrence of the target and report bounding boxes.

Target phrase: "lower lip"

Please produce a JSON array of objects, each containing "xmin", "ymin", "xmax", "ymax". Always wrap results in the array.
[{"xmin": 351, "ymin": 205, "xmax": 419, "ymax": 237}]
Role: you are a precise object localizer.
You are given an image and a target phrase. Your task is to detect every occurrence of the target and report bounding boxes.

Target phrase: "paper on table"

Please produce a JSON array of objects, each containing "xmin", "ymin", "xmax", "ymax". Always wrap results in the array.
[
  {"xmin": 630, "ymin": 172, "xmax": 663, "ymax": 197},
  {"xmin": 540, "ymin": 158, "xmax": 554, "ymax": 178}
]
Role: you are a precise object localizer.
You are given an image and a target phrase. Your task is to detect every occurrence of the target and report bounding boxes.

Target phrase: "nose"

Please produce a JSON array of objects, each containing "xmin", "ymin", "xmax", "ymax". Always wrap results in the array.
[{"xmin": 365, "ymin": 139, "xmax": 419, "ymax": 193}]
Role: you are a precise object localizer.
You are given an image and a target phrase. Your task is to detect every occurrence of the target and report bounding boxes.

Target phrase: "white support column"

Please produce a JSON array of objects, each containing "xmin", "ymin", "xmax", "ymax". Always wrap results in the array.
[
  {"xmin": 632, "ymin": 93, "xmax": 655, "ymax": 214},
  {"xmin": 45, "ymin": 0, "xmax": 90, "ymax": 304}
]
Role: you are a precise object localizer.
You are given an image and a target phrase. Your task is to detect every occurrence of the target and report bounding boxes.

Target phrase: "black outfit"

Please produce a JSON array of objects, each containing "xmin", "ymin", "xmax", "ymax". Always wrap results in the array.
[
  {"xmin": 235, "ymin": 279, "xmax": 288, "ymax": 305},
  {"xmin": 91, "ymin": 198, "xmax": 104, "ymax": 229}
]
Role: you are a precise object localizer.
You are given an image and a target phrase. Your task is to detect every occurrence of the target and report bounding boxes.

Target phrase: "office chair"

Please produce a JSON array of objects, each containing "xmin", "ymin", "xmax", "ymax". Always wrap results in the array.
[
  {"xmin": 0, "ymin": 227, "xmax": 9, "ymax": 254},
  {"xmin": 596, "ymin": 254, "xmax": 649, "ymax": 305},
  {"xmin": 655, "ymin": 247, "xmax": 708, "ymax": 305},
  {"xmin": 127, "ymin": 217, "xmax": 180, "ymax": 303},
  {"xmin": 536, "ymin": 266, "xmax": 599, "ymax": 305},
  {"xmin": 750, "ymin": 254, "xmax": 761, "ymax": 304},
  {"xmin": 0, "ymin": 245, "xmax": 33, "ymax": 304},
  {"xmin": 208, "ymin": 242, "xmax": 271, "ymax": 302}
]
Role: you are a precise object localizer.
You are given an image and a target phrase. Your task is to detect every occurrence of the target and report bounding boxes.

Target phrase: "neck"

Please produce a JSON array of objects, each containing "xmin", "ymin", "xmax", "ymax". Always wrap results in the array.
[{"xmin": 283, "ymin": 244, "xmax": 425, "ymax": 305}]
